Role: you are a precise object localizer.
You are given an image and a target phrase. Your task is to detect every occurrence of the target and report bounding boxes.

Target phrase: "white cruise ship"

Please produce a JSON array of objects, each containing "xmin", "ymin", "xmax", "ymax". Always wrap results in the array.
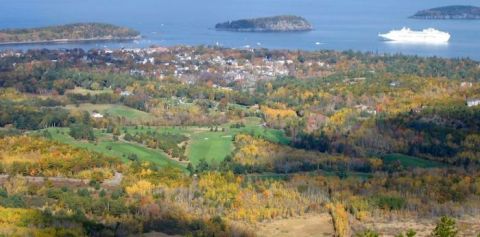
[{"xmin": 379, "ymin": 27, "xmax": 450, "ymax": 44}]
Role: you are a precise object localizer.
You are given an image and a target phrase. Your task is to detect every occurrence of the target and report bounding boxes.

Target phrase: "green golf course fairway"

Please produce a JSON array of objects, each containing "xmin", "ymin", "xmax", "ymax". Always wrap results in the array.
[{"xmin": 41, "ymin": 128, "xmax": 185, "ymax": 170}]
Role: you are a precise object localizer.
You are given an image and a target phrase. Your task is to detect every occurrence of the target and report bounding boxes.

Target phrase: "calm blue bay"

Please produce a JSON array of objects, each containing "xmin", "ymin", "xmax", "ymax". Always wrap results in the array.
[{"xmin": 1, "ymin": 0, "xmax": 479, "ymax": 59}]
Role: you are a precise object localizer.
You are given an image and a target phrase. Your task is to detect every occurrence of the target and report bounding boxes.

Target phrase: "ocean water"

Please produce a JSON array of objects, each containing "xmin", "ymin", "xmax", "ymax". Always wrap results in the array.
[{"xmin": 1, "ymin": 0, "xmax": 480, "ymax": 59}]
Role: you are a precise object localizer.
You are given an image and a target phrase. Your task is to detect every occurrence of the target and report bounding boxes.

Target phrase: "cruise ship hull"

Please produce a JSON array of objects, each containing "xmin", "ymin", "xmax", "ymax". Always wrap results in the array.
[{"xmin": 379, "ymin": 28, "xmax": 450, "ymax": 44}]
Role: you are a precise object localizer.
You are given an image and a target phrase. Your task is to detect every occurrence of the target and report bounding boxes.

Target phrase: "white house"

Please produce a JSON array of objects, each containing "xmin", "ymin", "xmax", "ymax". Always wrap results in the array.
[
  {"xmin": 92, "ymin": 112, "xmax": 104, "ymax": 118},
  {"xmin": 120, "ymin": 91, "xmax": 132, "ymax": 96},
  {"xmin": 467, "ymin": 99, "xmax": 480, "ymax": 107}
]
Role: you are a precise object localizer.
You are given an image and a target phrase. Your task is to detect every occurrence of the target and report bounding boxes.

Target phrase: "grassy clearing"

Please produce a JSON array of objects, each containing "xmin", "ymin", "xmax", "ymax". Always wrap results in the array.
[
  {"xmin": 232, "ymin": 117, "xmax": 291, "ymax": 145},
  {"xmin": 124, "ymin": 117, "xmax": 290, "ymax": 166},
  {"xmin": 236, "ymin": 126, "xmax": 290, "ymax": 145},
  {"xmin": 187, "ymin": 130, "xmax": 235, "ymax": 166},
  {"xmin": 124, "ymin": 126, "xmax": 189, "ymax": 135},
  {"xmin": 65, "ymin": 87, "xmax": 113, "ymax": 95},
  {"xmin": 186, "ymin": 118, "xmax": 290, "ymax": 165},
  {"xmin": 383, "ymin": 153, "xmax": 444, "ymax": 168},
  {"xmin": 65, "ymin": 103, "xmax": 155, "ymax": 121},
  {"xmin": 122, "ymin": 125, "xmax": 232, "ymax": 165},
  {"xmin": 124, "ymin": 126, "xmax": 232, "ymax": 165},
  {"xmin": 40, "ymin": 128, "xmax": 185, "ymax": 170},
  {"xmin": 39, "ymin": 117, "xmax": 289, "ymax": 168}
]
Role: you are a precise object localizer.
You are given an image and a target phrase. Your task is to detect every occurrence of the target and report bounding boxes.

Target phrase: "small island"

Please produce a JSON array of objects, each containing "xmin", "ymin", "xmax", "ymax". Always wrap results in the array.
[
  {"xmin": 0, "ymin": 23, "xmax": 141, "ymax": 45},
  {"xmin": 411, "ymin": 5, "xmax": 480, "ymax": 20},
  {"xmin": 215, "ymin": 15, "xmax": 313, "ymax": 32}
]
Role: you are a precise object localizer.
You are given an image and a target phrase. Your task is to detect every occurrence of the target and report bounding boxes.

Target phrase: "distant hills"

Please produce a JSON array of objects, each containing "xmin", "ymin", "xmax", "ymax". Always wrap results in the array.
[
  {"xmin": 215, "ymin": 15, "xmax": 313, "ymax": 32},
  {"xmin": 0, "ymin": 23, "xmax": 141, "ymax": 45},
  {"xmin": 411, "ymin": 5, "xmax": 480, "ymax": 20}
]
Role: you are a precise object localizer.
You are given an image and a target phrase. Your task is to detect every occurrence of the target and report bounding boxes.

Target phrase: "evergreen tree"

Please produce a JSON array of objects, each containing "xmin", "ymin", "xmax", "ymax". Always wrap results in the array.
[{"xmin": 432, "ymin": 216, "xmax": 458, "ymax": 237}]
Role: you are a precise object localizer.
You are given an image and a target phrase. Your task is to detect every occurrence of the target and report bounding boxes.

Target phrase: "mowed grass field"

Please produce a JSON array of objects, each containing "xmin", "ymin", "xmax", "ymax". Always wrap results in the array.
[
  {"xmin": 38, "ymin": 117, "xmax": 289, "ymax": 168},
  {"xmin": 186, "ymin": 117, "xmax": 290, "ymax": 165},
  {"xmin": 234, "ymin": 117, "xmax": 291, "ymax": 145},
  {"xmin": 124, "ymin": 126, "xmax": 235, "ymax": 166},
  {"xmin": 187, "ymin": 130, "xmax": 235, "ymax": 166},
  {"xmin": 65, "ymin": 103, "xmax": 155, "ymax": 121},
  {"xmin": 40, "ymin": 128, "xmax": 185, "ymax": 170},
  {"xmin": 66, "ymin": 87, "xmax": 113, "ymax": 95},
  {"xmin": 124, "ymin": 117, "xmax": 290, "ymax": 166},
  {"xmin": 127, "ymin": 126, "xmax": 238, "ymax": 165},
  {"xmin": 383, "ymin": 153, "xmax": 445, "ymax": 168}
]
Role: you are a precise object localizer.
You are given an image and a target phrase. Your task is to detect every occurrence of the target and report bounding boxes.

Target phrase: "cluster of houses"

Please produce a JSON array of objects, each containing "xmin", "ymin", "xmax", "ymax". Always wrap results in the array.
[
  {"xmin": 97, "ymin": 46, "xmax": 333, "ymax": 87},
  {"xmin": 1, "ymin": 46, "xmax": 337, "ymax": 91},
  {"xmin": 0, "ymin": 50, "xmax": 22, "ymax": 58},
  {"xmin": 169, "ymin": 50, "xmax": 293, "ymax": 83}
]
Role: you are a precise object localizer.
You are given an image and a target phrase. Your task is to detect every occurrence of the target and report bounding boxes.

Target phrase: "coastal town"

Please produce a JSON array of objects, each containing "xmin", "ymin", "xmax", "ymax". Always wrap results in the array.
[{"xmin": 0, "ymin": 45, "xmax": 336, "ymax": 88}]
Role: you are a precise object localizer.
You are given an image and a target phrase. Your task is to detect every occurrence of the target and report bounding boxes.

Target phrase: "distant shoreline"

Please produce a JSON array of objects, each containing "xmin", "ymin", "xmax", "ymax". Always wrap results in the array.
[
  {"xmin": 215, "ymin": 28, "xmax": 312, "ymax": 33},
  {"xmin": 410, "ymin": 5, "xmax": 480, "ymax": 20},
  {"xmin": 0, "ymin": 35, "xmax": 142, "ymax": 46}
]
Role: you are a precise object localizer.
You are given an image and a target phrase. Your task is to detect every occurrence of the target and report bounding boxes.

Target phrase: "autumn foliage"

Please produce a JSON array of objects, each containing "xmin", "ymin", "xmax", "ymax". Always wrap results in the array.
[{"xmin": 0, "ymin": 136, "xmax": 119, "ymax": 180}]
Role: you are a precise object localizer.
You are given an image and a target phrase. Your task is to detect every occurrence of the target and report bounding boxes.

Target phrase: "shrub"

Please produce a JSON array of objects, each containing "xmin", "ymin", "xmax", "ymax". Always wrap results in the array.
[
  {"xmin": 69, "ymin": 123, "xmax": 95, "ymax": 140},
  {"xmin": 356, "ymin": 229, "xmax": 379, "ymax": 237},
  {"xmin": 431, "ymin": 216, "xmax": 458, "ymax": 237},
  {"xmin": 374, "ymin": 195, "xmax": 406, "ymax": 210}
]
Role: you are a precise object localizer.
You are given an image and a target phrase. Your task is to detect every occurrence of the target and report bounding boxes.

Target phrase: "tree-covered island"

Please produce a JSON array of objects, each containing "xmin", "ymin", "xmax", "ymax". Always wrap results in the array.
[
  {"xmin": 0, "ymin": 23, "xmax": 141, "ymax": 44},
  {"xmin": 411, "ymin": 5, "xmax": 480, "ymax": 20},
  {"xmin": 215, "ymin": 15, "xmax": 313, "ymax": 32}
]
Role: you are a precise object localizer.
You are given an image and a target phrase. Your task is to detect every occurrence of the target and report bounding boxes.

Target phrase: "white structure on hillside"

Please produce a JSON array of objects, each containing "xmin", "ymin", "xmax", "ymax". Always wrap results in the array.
[
  {"xmin": 92, "ymin": 112, "xmax": 104, "ymax": 118},
  {"xmin": 467, "ymin": 99, "xmax": 480, "ymax": 107},
  {"xmin": 120, "ymin": 91, "xmax": 132, "ymax": 96}
]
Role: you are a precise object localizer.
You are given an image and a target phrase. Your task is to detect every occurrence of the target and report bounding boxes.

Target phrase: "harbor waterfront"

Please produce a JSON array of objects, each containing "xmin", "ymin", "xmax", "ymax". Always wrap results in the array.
[{"xmin": 0, "ymin": 0, "xmax": 480, "ymax": 59}]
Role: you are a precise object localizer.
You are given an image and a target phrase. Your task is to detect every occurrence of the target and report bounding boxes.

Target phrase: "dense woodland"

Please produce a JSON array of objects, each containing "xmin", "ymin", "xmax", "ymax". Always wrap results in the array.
[{"xmin": 0, "ymin": 46, "xmax": 479, "ymax": 236}]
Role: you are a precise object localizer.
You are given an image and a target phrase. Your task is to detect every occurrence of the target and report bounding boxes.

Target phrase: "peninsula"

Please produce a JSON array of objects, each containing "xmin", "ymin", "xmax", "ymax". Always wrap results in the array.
[
  {"xmin": 411, "ymin": 5, "xmax": 480, "ymax": 20},
  {"xmin": 0, "ymin": 23, "xmax": 141, "ymax": 45},
  {"xmin": 215, "ymin": 15, "xmax": 313, "ymax": 32}
]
